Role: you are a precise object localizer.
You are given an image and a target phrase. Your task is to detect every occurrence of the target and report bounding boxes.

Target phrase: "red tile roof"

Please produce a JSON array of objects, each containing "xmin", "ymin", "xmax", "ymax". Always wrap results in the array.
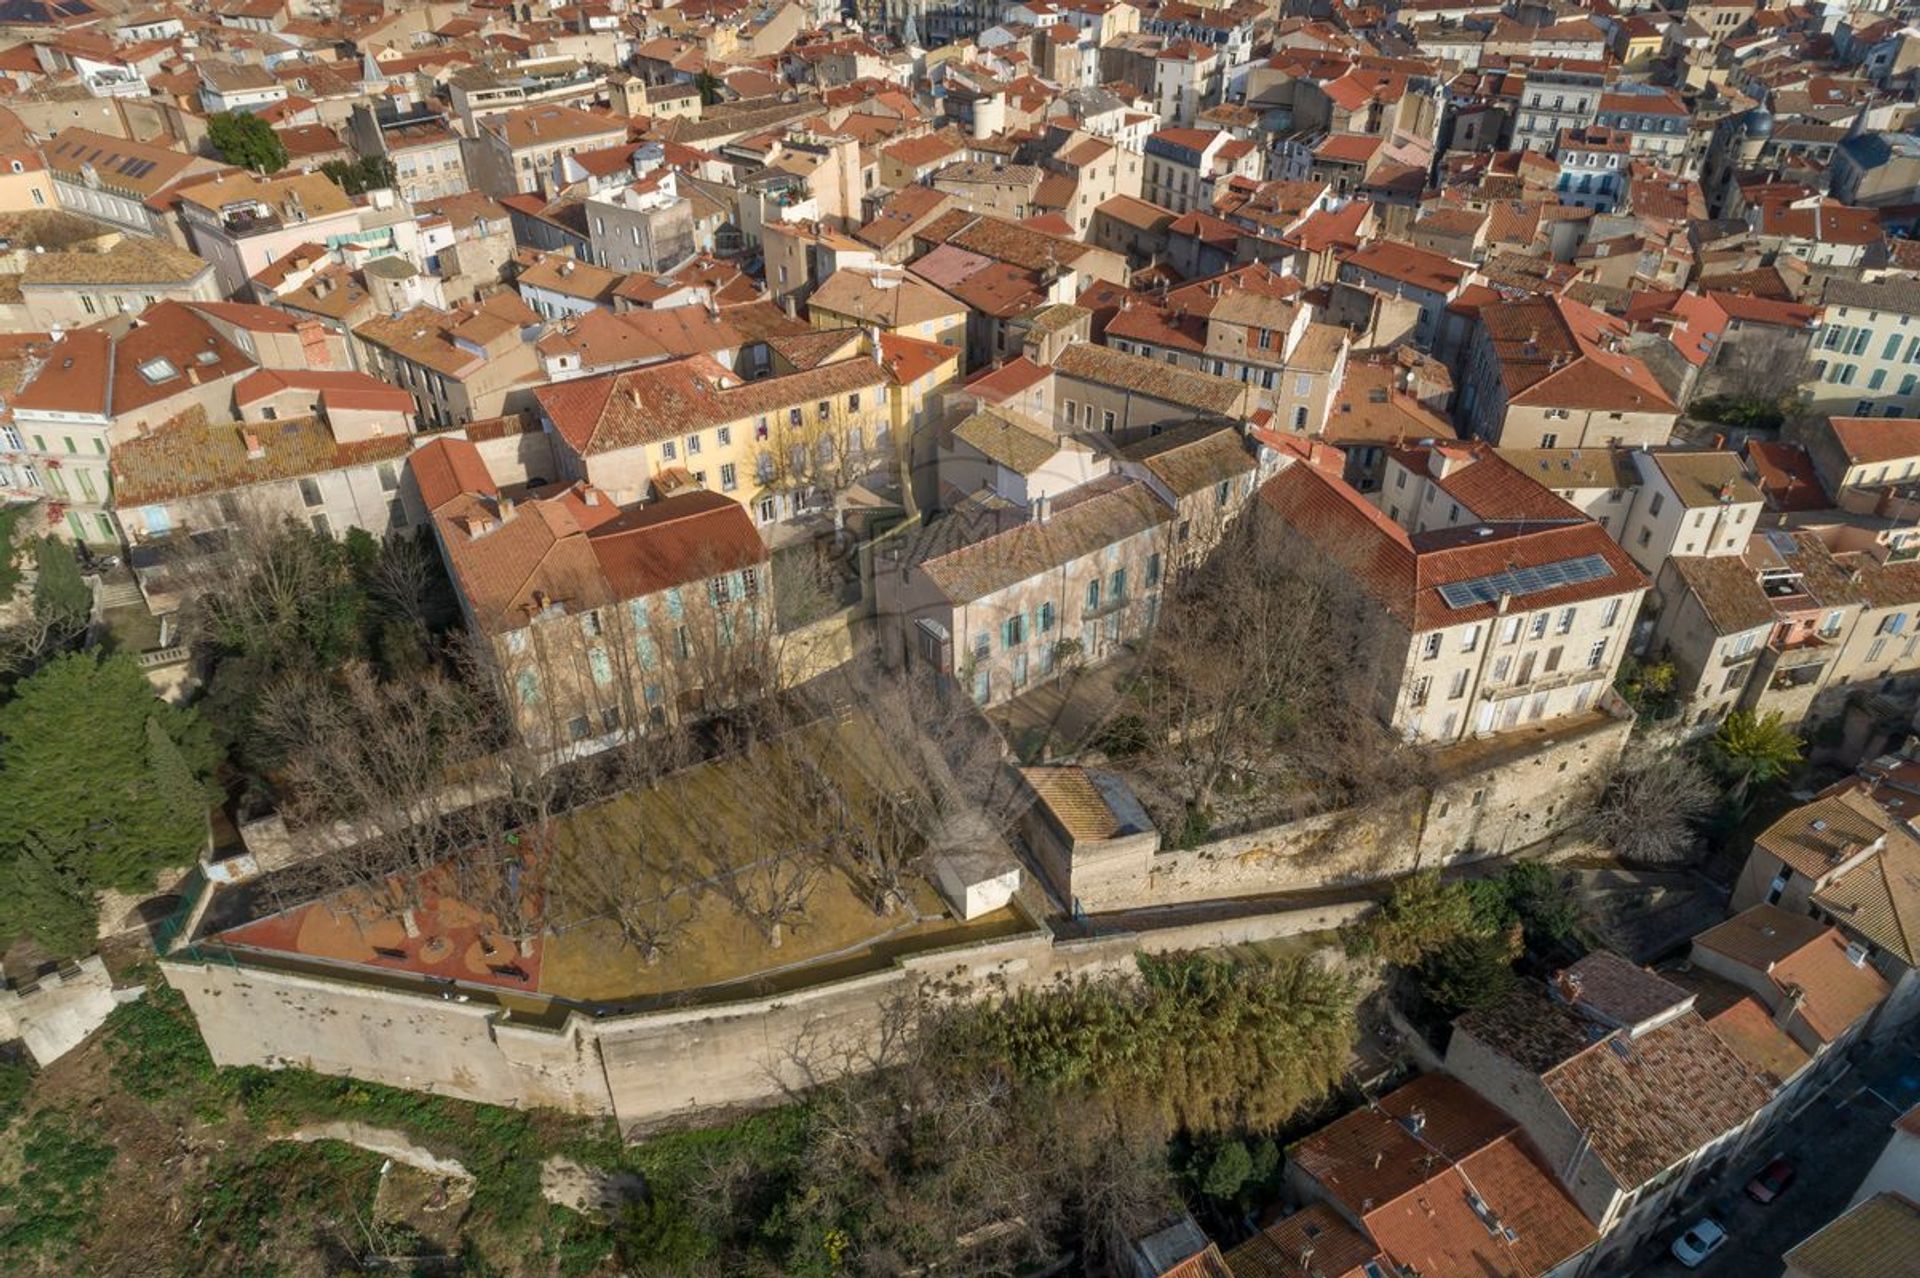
[
  {"xmin": 1341, "ymin": 239, "xmax": 1469, "ymax": 295},
  {"xmin": 1743, "ymin": 440, "xmax": 1829, "ymax": 511},
  {"xmin": 1479, "ymin": 295, "xmax": 1678, "ymax": 414},
  {"xmin": 1259, "ymin": 454, "xmax": 1645, "ymax": 631},
  {"xmin": 1292, "ymin": 1074, "xmax": 1597, "ymax": 1278},
  {"xmin": 410, "ymin": 436, "xmax": 498, "ymax": 513},
  {"xmin": 1826, "ymin": 416, "xmax": 1920, "ymax": 467}
]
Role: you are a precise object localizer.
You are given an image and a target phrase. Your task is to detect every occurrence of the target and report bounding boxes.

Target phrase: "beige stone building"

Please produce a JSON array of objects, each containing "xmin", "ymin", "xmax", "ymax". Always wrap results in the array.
[
  {"xmin": 1459, "ymin": 295, "xmax": 1680, "ymax": 449},
  {"xmin": 111, "ymin": 373, "xmax": 419, "ymax": 545},
  {"xmin": 1051, "ymin": 342, "xmax": 1256, "ymax": 441},
  {"xmin": 1445, "ymin": 957, "xmax": 1771, "ymax": 1273},
  {"xmin": 355, "ymin": 292, "xmax": 544, "ymax": 430},
  {"xmin": 468, "ymin": 103, "xmax": 629, "ymax": 199},
  {"xmin": 18, "ymin": 234, "xmax": 219, "ymax": 329},
  {"xmin": 807, "ymin": 264, "xmax": 969, "ymax": 361},
  {"xmin": 877, "ymin": 477, "xmax": 1171, "ymax": 706},
  {"xmin": 1271, "ymin": 439, "xmax": 1648, "ymax": 745},
  {"xmin": 1103, "ymin": 262, "xmax": 1347, "ymax": 428},
  {"xmin": 414, "ymin": 435, "xmax": 771, "ymax": 753},
  {"xmin": 535, "ymin": 352, "xmax": 897, "ymax": 527},
  {"xmin": 1728, "ymin": 779, "xmax": 1920, "ymax": 1037},
  {"xmin": 1650, "ymin": 526, "xmax": 1920, "ymax": 733}
]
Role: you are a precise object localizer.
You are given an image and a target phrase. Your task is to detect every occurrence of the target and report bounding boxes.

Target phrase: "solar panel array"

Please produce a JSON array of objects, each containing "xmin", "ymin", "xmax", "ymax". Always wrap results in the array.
[{"xmin": 1435, "ymin": 553, "xmax": 1614, "ymax": 610}]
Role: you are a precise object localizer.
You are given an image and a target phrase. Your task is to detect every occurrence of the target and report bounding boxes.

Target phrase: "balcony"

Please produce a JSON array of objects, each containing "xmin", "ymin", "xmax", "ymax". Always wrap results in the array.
[
  {"xmin": 1480, "ymin": 667, "xmax": 1604, "ymax": 702},
  {"xmin": 1767, "ymin": 634, "xmax": 1834, "ymax": 671}
]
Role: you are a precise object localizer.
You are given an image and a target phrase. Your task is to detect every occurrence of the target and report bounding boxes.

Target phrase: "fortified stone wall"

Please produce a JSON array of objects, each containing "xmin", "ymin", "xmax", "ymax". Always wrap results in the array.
[
  {"xmin": 164, "ymin": 960, "xmax": 613, "ymax": 1114},
  {"xmin": 163, "ymin": 896, "xmax": 1370, "ymax": 1131},
  {"xmin": 1075, "ymin": 712, "xmax": 1632, "ymax": 913}
]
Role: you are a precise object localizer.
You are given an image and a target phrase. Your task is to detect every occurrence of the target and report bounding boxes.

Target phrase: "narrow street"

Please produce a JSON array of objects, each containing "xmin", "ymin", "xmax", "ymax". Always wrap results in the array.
[{"xmin": 1627, "ymin": 1028, "xmax": 1920, "ymax": 1278}]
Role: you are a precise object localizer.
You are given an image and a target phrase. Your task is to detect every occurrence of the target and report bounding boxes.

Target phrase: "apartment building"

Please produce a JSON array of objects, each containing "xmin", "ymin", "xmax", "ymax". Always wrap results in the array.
[
  {"xmin": 1594, "ymin": 86, "xmax": 1691, "ymax": 169},
  {"xmin": 468, "ymin": 103, "xmax": 629, "ymax": 198},
  {"xmin": 18, "ymin": 235, "xmax": 219, "ymax": 329},
  {"xmin": 1335, "ymin": 240, "xmax": 1473, "ymax": 349},
  {"xmin": 1104, "ymin": 262, "xmax": 1347, "ymax": 427},
  {"xmin": 807, "ymin": 264, "xmax": 969, "ymax": 358},
  {"xmin": 1651, "ymin": 526, "xmax": 1920, "ymax": 732},
  {"xmin": 1265, "ymin": 439, "xmax": 1647, "ymax": 745},
  {"xmin": 111, "ymin": 372, "xmax": 418, "ymax": 545},
  {"xmin": 346, "ymin": 105, "xmax": 470, "ymax": 206},
  {"xmin": 1051, "ymin": 341, "xmax": 1257, "ymax": 441},
  {"xmin": 534, "ymin": 353, "xmax": 895, "ymax": 526},
  {"xmin": 7, "ymin": 302, "xmax": 261, "ymax": 544},
  {"xmin": 355, "ymin": 293, "xmax": 544, "ymax": 429},
  {"xmin": 1806, "ymin": 278, "xmax": 1920, "ymax": 419},
  {"xmin": 879, "ymin": 477, "xmax": 1174, "ymax": 706},
  {"xmin": 1512, "ymin": 62, "xmax": 1608, "ymax": 152},
  {"xmin": 1458, "ymin": 296, "xmax": 1679, "ymax": 448},
  {"xmin": 1141, "ymin": 127, "xmax": 1260, "ymax": 215},
  {"xmin": 1729, "ymin": 781, "xmax": 1920, "ymax": 1036},
  {"xmin": 42, "ymin": 128, "xmax": 227, "ymax": 240},
  {"xmin": 1153, "ymin": 41, "xmax": 1223, "ymax": 129},
  {"xmin": 1554, "ymin": 126, "xmax": 1631, "ymax": 212},
  {"xmin": 1795, "ymin": 416, "xmax": 1920, "ymax": 517},
  {"xmin": 175, "ymin": 171, "xmax": 364, "ymax": 297},
  {"xmin": 1690, "ymin": 905, "xmax": 1889, "ymax": 1077},
  {"xmin": 1445, "ymin": 954, "xmax": 1771, "ymax": 1272},
  {"xmin": 1287, "ymin": 1073, "xmax": 1598, "ymax": 1278},
  {"xmin": 584, "ymin": 168, "xmax": 696, "ymax": 275},
  {"xmin": 413, "ymin": 436, "xmax": 770, "ymax": 754}
]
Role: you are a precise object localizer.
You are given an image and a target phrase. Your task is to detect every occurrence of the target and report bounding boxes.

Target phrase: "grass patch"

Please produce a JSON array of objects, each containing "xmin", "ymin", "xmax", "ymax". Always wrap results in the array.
[
  {"xmin": 103, "ymin": 983, "xmax": 228, "ymax": 1108},
  {"xmin": 0, "ymin": 1057, "xmax": 30, "ymax": 1130},
  {"xmin": 186, "ymin": 1139, "xmax": 386, "ymax": 1278},
  {"xmin": 0, "ymin": 1109, "xmax": 117, "ymax": 1266}
]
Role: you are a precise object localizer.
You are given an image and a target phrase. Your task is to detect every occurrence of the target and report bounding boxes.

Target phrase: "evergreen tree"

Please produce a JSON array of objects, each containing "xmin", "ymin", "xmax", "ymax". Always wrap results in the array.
[
  {"xmin": 2, "ymin": 834, "xmax": 99, "ymax": 958},
  {"xmin": 206, "ymin": 111, "xmax": 288, "ymax": 174},
  {"xmin": 31, "ymin": 538, "xmax": 89, "ymax": 629},
  {"xmin": 146, "ymin": 717, "xmax": 212, "ymax": 858},
  {"xmin": 0, "ymin": 654, "xmax": 218, "ymax": 918}
]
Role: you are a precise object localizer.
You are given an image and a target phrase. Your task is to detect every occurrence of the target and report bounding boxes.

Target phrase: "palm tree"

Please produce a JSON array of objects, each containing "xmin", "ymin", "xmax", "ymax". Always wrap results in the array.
[{"xmin": 1709, "ymin": 710, "xmax": 1803, "ymax": 809}]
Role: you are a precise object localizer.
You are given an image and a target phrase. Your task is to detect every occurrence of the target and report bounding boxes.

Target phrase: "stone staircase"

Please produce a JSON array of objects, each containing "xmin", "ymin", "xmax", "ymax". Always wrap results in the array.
[{"xmin": 91, "ymin": 577, "xmax": 144, "ymax": 611}]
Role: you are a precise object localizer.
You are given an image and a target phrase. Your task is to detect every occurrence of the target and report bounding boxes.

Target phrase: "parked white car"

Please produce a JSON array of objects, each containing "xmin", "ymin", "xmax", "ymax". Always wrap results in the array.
[{"xmin": 1671, "ymin": 1218, "xmax": 1730, "ymax": 1268}]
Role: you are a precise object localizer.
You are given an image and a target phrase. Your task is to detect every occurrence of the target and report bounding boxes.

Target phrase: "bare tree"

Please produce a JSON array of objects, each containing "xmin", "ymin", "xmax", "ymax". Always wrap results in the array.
[
  {"xmin": 714, "ymin": 839, "xmax": 828, "ymax": 950},
  {"xmin": 1586, "ymin": 745, "xmax": 1717, "ymax": 865},
  {"xmin": 250, "ymin": 661, "xmax": 497, "ymax": 913},
  {"xmin": 1131, "ymin": 510, "xmax": 1418, "ymax": 829},
  {"xmin": 1704, "ymin": 325, "xmax": 1814, "ymax": 412}
]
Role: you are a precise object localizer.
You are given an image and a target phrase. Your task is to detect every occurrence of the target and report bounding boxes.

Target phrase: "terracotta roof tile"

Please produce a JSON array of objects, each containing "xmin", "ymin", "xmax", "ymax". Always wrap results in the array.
[
  {"xmin": 1783, "ymin": 1193, "xmax": 1920, "ymax": 1278},
  {"xmin": 537, "ymin": 354, "xmax": 886, "ymax": 456},
  {"xmin": 1461, "ymin": 981, "xmax": 1772, "ymax": 1191},
  {"xmin": 112, "ymin": 409, "xmax": 408, "ymax": 507}
]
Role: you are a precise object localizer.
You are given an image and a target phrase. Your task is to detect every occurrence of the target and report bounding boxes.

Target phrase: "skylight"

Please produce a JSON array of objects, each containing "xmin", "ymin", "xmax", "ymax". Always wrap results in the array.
[{"xmin": 137, "ymin": 357, "xmax": 179, "ymax": 384}]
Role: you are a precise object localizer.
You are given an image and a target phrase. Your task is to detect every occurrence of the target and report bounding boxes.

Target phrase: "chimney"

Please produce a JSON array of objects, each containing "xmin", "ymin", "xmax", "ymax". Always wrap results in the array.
[
  {"xmin": 243, "ymin": 431, "xmax": 266, "ymax": 459},
  {"xmin": 1775, "ymin": 984, "xmax": 1807, "ymax": 1030},
  {"xmin": 1552, "ymin": 969, "xmax": 1584, "ymax": 1006},
  {"xmin": 499, "ymin": 495, "xmax": 516, "ymax": 521}
]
